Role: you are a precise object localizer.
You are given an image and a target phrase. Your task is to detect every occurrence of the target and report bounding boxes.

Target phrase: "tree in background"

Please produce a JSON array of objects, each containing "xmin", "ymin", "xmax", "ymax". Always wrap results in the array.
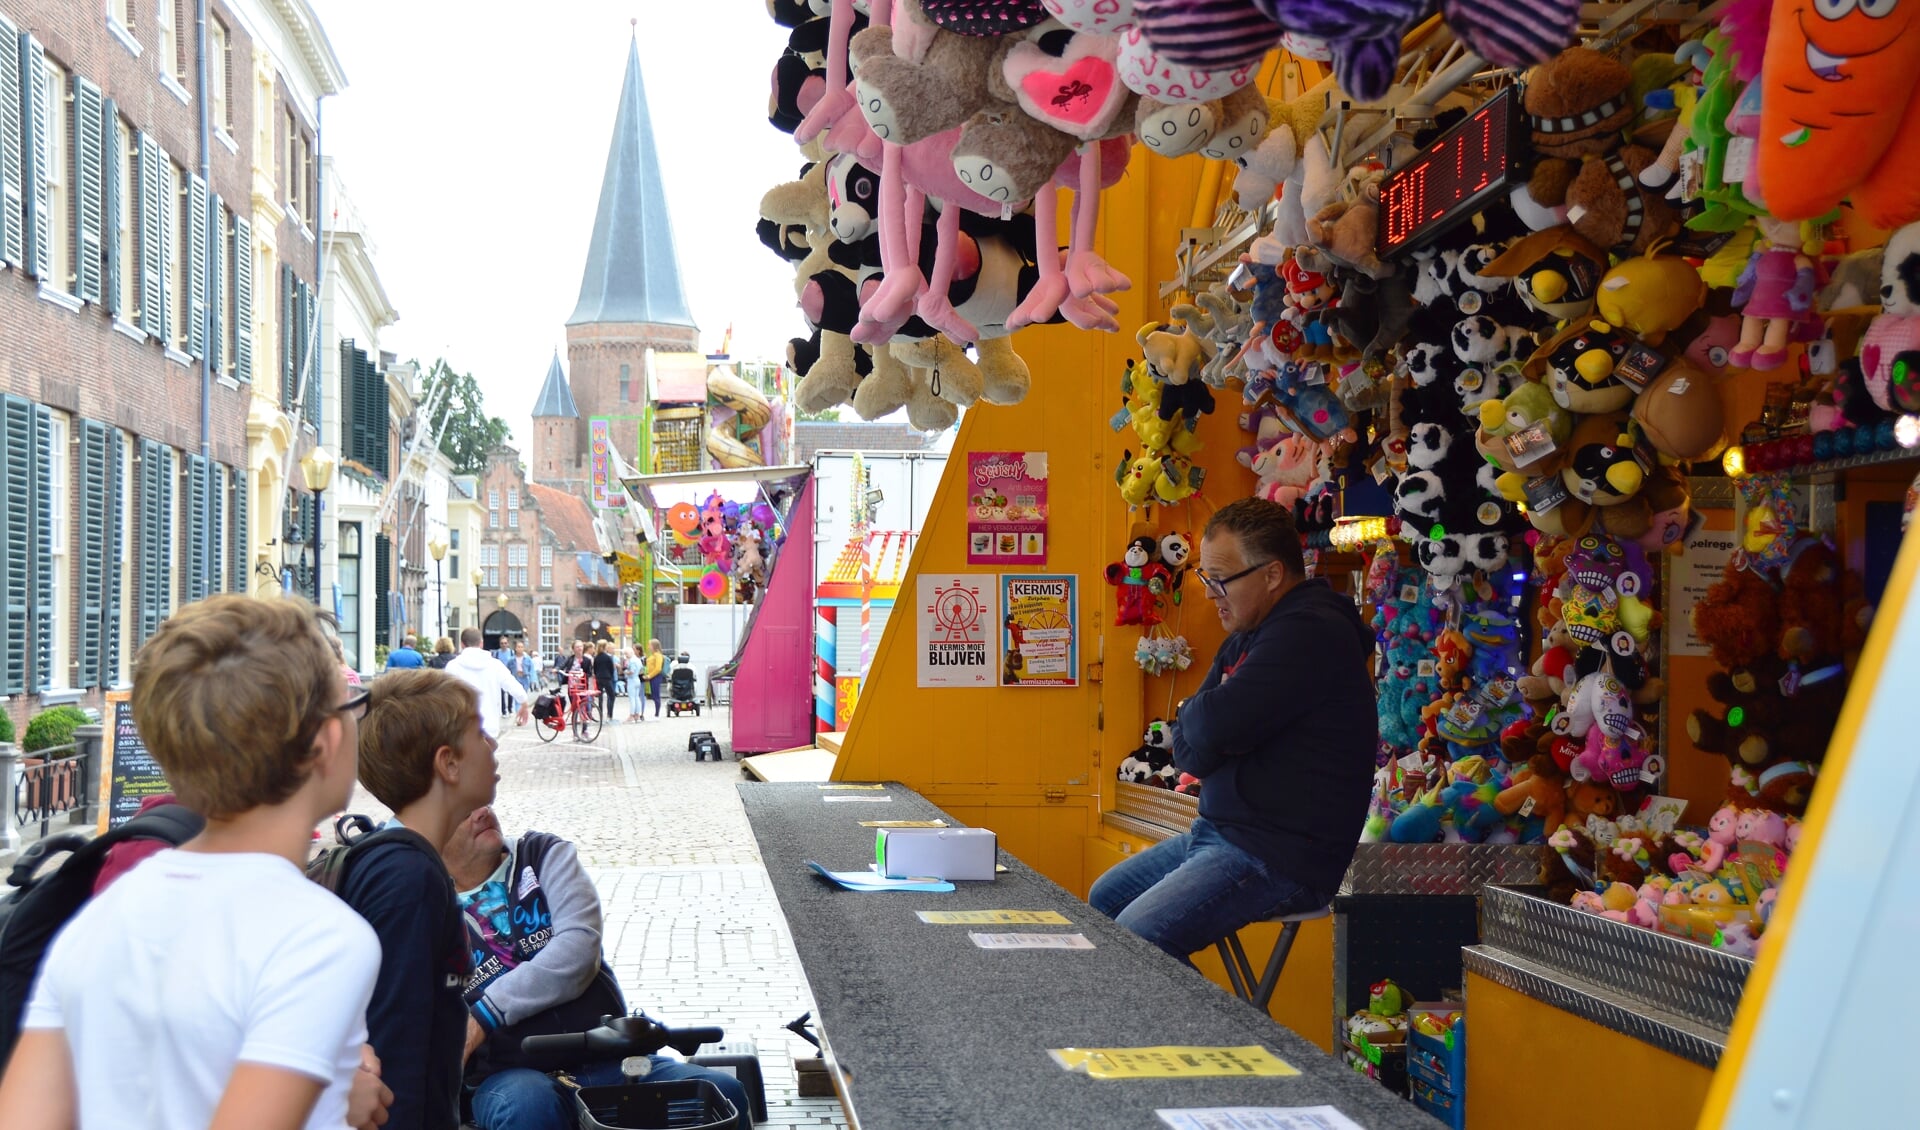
[{"xmin": 418, "ymin": 358, "xmax": 510, "ymax": 475}]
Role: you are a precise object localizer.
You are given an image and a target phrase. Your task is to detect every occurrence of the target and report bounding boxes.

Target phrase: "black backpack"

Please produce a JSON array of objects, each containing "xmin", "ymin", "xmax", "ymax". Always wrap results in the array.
[
  {"xmin": 305, "ymin": 814, "xmax": 432, "ymax": 895},
  {"xmin": 0, "ymin": 804, "xmax": 204, "ymax": 1062}
]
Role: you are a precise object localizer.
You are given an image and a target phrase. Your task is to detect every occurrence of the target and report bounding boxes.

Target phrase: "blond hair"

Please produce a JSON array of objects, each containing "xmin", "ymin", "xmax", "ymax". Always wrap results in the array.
[
  {"xmin": 357, "ymin": 669, "xmax": 478, "ymax": 811},
  {"xmin": 130, "ymin": 594, "xmax": 338, "ymax": 820}
]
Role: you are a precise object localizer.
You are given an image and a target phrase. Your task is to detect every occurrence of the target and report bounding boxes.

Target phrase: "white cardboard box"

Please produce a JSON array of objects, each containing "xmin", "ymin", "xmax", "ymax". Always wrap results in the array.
[{"xmin": 876, "ymin": 827, "xmax": 998, "ymax": 881}]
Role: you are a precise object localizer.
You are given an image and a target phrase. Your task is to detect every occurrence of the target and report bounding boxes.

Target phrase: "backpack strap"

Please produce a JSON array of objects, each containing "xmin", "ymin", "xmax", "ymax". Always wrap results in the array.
[{"xmin": 5, "ymin": 804, "xmax": 203, "ymax": 893}]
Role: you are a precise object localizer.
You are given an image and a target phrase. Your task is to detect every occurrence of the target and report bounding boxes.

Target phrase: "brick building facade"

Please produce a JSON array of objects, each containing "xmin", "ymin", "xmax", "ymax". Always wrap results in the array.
[
  {"xmin": 474, "ymin": 444, "xmax": 620, "ymax": 660},
  {"xmin": 0, "ymin": 0, "xmax": 337, "ymax": 727}
]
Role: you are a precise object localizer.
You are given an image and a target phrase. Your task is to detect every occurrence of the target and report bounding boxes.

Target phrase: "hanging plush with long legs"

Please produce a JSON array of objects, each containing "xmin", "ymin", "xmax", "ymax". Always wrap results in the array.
[{"xmin": 793, "ymin": 0, "xmax": 856, "ymax": 144}]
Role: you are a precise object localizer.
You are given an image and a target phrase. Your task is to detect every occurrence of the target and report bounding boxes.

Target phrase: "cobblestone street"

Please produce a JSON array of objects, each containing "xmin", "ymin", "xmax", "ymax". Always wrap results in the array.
[{"xmin": 343, "ymin": 703, "xmax": 847, "ymax": 1128}]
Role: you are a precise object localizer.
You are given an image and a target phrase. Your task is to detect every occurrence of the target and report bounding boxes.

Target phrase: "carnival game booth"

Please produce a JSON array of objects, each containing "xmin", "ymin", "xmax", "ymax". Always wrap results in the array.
[
  {"xmin": 621, "ymin": 465, "xmax": 813, "ymax": 751},
  {"xmin": 739, "ymin": 0, "xmax": 1920, "ymax": 1125}
]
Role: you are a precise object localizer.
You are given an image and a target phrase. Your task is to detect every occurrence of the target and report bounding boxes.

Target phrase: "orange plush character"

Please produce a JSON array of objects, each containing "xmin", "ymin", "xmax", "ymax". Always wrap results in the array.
[
  {"xmin": 1756, "ymin": 0, "xmax": 1920, "ymax": 229},
  {"xmin": 1434, "ymin": 627, "xmax": 1473, "ymax": 692}
]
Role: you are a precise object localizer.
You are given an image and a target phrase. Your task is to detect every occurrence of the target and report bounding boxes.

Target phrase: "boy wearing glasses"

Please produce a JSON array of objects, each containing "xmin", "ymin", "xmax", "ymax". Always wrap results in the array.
[
  {"xmin": 0, "ymin": 596, "xmax": 385, "ymax": 1130},
  {"xmin": 1089, "ymin": 498, "xmax": 1377, "ymax": 962},
  {"xmin": 346, "ymin": 670, "xmax": 501, "ymax": 1129}
]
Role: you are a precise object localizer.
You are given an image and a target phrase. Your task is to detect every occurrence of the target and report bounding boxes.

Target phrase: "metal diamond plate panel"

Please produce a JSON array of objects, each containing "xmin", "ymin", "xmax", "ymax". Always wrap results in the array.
[
  {"xmin": 1464, "ymin": 947, "xmax": 1730, "ymax": 1067},
  {"xmin": 1480, "ymin": 886, "xmax": 1752, "ymax": 1029},
  {"xmin": 1336, "ymin": 843, "xmax": 1552, "ymax": 896}
]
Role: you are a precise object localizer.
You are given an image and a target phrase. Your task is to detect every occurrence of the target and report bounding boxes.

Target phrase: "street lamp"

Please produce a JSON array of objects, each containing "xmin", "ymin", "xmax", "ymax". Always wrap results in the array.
[
  {"xmin": 298, "ymin": 446, "xmax": 335, "ymax": 605},
  {"xmin": 470, "ymin": 567, "xmax": 483, "ymax": 634},
  {"xmin": 428, "ymin": 534, "xmax": 449, "ymax": 641}
]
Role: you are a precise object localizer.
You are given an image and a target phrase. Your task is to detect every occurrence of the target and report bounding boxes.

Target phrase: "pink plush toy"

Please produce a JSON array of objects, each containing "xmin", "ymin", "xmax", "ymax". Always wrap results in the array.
[
  {"xmin": 1670, "ymin": 805, "xmax": 1740, "ymax": 875},
  {"xmin": 1735, "ymin": 808, "xmax": 1789, "ymax": 851},
  {"xmin": 1251, "ymin": 433, "xmax": 1321, "ymax": 508}
]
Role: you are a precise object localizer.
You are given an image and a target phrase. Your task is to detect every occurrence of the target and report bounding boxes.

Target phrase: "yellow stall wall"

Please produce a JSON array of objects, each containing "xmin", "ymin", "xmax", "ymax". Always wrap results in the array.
[{"xmin": 1466, "ymin": 973, "xmax": 1713, "ymax": 1130}]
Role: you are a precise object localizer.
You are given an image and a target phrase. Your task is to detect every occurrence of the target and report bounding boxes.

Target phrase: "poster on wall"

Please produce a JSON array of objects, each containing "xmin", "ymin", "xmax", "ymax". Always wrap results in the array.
[
  {"xmin": 1667, "ymin": 516, "xmax": 1738, "ymax": 658},
  {"xmin": 917, "ymin": 575, "xmax": 997, "ymax": 688},
  {"xmin": 1001, "ymin": 574, "xmax": 1078, "ymax": 687},
  {"xmin": 967, "ymin": 452, "xmax": 1048, "ymax": 565}
]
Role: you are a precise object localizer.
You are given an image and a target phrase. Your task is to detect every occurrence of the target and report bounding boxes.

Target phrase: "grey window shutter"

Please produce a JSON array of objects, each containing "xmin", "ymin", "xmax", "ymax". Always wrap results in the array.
[
  {"xmin": 138, "ymin": 439, "xmax": 173, "ymax": 646},
  {"xmin": 0, "ymin": 13, "xmax": 21, "ymax": 267},
  {"xmin": 157, "ymin": 154, "xmax": 174, "ymax": 346},
  {"xmin": 208, "ymin": 462, "xmax": 224, "ymax": 595},
  {"xmin": 187, "ymin": 174, "xmax": 207, "ymax": 358},
  {"xmin": 184, "ymin": 452, "xmax": 207, "ymax": 604},
  {"xmin": 101, "ymin": 100, "xmax": 120, "ymax": 318},
  {"xmin": 138, "ymin": 134, "xmax": 161, "ymax": 337},
  {"xmin": 102, "ymin": 428, "xmax": 123, "ymax": 683},
  {"xmin": 281, "ymin": 262, "xmax": 295, "ymax": 410},
  {"xmin": 31, "ymin": 404, "xmax": 51, "ymax": 691},
  {"xmin": 19, "ymin": 33, "xmax": 48, "ymax": 281},
  {"xmin": 232, "ymin": 215, "xmax": 250, "ymax": 380},
  {"xmin": 78, "ymin": 421, "xmax": 106, "ymax": 689},
  {"xmin": 0, "ymin": 396, "xmax": 30, "ymax": 694},
  {"xmin": 206, "ymin": 195, "xmax": 222, "ymax": 375},
  {"xmin": 74, "ymin": 76, "xmax": 103, "ymax": 304},
  {"xmin": 228, "ymin": 461, "xmax": 248, "ymax": 592},
  {"xmin": 299, "ymin": 281, "xmax": 316, "ymax": 424}
]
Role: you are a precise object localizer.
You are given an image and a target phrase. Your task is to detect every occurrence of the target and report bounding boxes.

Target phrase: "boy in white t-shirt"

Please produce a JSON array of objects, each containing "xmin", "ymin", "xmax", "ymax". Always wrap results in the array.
[{"xmin": 0, "ymin": 595, "xmax": 389, "ymax": 1130}]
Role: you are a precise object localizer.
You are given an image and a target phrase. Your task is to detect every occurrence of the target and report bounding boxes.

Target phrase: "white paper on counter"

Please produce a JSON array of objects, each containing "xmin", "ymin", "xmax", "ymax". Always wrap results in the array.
[
  {"xmin": 967, "ymin": 932, "xmax": 1095, "ymax": 950},
  {"xmin": 822, "ymin": 795, "xmax": 892, "ymax": 802},
  {"xmin": 1156, "ymin": 1106, "xmax": 1366, "ymax": 1130}
]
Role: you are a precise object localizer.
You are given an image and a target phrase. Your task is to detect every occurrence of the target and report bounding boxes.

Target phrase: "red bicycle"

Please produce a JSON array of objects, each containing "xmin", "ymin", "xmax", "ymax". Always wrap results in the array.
[{"xmin": 534, "ymin": 670, "xmax": 604, "ymax": 744}]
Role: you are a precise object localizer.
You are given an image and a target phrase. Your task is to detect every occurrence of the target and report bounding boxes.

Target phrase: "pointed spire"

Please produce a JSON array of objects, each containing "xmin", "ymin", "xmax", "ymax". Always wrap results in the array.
[
  {"xmin": 567, "ymin": 37, "xmax": 697, "ymax": 329},
  {"xmin": 531, "ymin": 350, "xmax": 579, "ymax": 418}
]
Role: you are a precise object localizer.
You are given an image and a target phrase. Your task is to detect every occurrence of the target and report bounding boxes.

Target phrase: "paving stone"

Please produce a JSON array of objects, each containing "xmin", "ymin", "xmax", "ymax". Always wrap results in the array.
[{"xmin": 340, "ymin": 705, "xmax": 846, "ymax": 1127}]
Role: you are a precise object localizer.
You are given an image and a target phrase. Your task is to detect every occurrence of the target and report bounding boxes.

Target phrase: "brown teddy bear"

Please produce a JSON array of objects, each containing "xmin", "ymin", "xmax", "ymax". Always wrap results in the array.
[
  {"xmin": 1520, "ymin": 47, "xmax": 1679, "ymax": 256},
  {"xmin": 1690, "ymin": 559, "xmax": 1782, "ymax": 671}
]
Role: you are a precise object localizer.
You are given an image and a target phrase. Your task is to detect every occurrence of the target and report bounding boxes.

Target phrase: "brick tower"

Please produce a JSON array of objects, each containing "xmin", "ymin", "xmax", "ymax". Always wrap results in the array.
[{"xmin": 529, "ymin": 350, "xmax": 582, "ymax": 488}]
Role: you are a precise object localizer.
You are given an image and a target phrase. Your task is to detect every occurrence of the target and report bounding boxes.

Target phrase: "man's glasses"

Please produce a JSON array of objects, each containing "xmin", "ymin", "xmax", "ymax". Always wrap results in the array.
[
  {"xmin": 1194, "ymin": 561, "xmax": 1271, "ymax": 601},
  {"xmin": 337, "ymin": 686, "xmax": 371, "ymax": 722}
]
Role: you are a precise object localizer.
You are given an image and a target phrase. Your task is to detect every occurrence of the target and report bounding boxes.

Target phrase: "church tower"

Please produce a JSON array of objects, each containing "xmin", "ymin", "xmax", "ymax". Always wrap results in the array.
[
  {"xmin": 563, "ymin": 33, "xmax": 699, "ymax": 473},
  {"xmin": 530, "ymin": 350, "xmax": 582, "ymax": 487}
]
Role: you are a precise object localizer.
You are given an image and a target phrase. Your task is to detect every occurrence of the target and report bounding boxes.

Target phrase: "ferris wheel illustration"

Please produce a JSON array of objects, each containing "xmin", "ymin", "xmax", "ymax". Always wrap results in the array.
[{"xmin": 927, "ymin": 583, "xmax": 986, "ymax": 643}]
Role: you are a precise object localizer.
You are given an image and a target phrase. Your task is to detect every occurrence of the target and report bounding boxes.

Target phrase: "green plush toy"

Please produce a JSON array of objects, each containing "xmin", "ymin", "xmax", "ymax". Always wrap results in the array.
[{"xmin": 1478, "ymin": 380, "xmax": 1573, "ymax": 499}]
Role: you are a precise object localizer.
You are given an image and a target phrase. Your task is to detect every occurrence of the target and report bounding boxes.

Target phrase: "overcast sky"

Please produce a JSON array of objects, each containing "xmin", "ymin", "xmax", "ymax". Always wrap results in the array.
[{"xmin": 311, "ymin": 1, "xmax": 803, "ymax": 452}]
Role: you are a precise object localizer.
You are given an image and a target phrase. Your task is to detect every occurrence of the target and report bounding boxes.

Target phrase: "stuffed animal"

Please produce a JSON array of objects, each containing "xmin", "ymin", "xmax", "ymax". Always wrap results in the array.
[
  {"xmin": 1529, "ymin": 319, "xmax": 1638, "ymax": 414},
  {"xmin": 1481, "ymin": 224, "xmax": 1610, "ymax": 322},
  {"xmin": 1754, "ymin": 0, "xmax": 1920, "ymax": 230},
  {"xmin": 1690, "ymin": 558, "xmax": 1782, "ymax": 671},
  {"xmin": 1157, "ymin": 531, "xmax": 1193, "ymax": 598},
  {"xmin": 1106, "ymin": 535, "xmax": 1170, "ymax": 626},
  {"xmin": 1495, "ymin": 754, "xmax": 1569, "ymax": 835},
  {"xmin": 1520, "ymin": 47, "xmax": 1679, "ymax": 254},
  {"xmin": 1632, "ymin": 358, "xmax": 1724, "ymax": 462},
  {"xmin": 1729, "ymin": 216, "xmax": 1819, "ymax": 372},
  {"xmin": 1594, "ymin": 250, "xmax": 1707, "ymax": 345},
  {"xmin": 1859, "ymin": 222, "xmax": 1920, "ymax": 412}
]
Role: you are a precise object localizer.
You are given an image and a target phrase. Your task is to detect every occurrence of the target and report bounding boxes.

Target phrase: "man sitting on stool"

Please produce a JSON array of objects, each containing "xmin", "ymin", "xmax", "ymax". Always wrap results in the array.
[{"xmin": 1089, "ymin": 498, "xmax": 1377, "ymax": 963}]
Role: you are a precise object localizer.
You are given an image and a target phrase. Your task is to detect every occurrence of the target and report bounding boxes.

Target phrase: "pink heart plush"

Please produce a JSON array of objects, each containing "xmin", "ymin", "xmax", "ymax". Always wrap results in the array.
[{"xmin": 1008, "ymin": 38, "xmax": 1126, "ymax": 140}]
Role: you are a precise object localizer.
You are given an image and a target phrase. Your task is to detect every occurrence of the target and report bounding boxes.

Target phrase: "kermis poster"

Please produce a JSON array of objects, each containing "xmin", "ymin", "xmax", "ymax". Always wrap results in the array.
[
  {"xmin": 917, "ymin": 575, "xmax": 996, "ymax": 688},
  {"xmin": 1001, "ymin": 574, "xmax": 1078, "ymax": 688},
  {"xmin": 967, "ymin": 452, "xmax": 1048, "ymax": 564}
]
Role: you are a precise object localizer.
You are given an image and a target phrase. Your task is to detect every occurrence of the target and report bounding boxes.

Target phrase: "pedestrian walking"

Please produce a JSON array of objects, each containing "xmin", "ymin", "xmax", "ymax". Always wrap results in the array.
[
  {"xmin": 386, "ymin": 635, "xmax": 426, "ymax": 669},
  {"xmin": 445, "ymin": 629, "xmax": 531, "ymax": 739},
  {"xmin": 427, "ymin": 637, "xmax": 456, "ymax": 670},
  {"xmin": 624, "ymin": 646, "xmax": 647, "ymax": 723},
  {"xmin": 592, "ymin": 642, "xmax": 618, "ymax": 724},
  {"xmin": 643, "ymin": 639, "xmax": 666, "ymax": 718}
]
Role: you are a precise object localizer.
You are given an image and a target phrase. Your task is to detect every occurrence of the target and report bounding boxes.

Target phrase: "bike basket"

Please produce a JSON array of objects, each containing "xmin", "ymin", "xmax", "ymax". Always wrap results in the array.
[{"xmin": 574, "ymin": 1079, "xmax": 740, "ymax": 1130}]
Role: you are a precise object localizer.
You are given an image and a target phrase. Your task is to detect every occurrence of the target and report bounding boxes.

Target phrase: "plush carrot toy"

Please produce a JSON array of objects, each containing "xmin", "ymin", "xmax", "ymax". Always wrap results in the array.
[{"xmin": 1755, "ymin": 0, "xmax": 1920, "ymax": 229}]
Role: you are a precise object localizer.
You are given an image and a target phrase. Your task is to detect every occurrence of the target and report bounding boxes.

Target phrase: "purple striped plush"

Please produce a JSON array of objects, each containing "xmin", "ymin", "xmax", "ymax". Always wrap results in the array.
[
  {"xmin": 1256, "ymin": 0, "xmax": 1430, "ymax": 102},
  {"xmin": 1133, "ymin": 0, "xmax": 1285, "ymax": 70},
  {"xmin": 1439, "ymin": 0, "xmax": 1577, "ymax": 69}
]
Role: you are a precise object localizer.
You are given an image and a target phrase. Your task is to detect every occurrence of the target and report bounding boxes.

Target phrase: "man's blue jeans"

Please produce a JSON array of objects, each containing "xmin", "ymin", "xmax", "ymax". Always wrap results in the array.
[
  {"xmin": 1088, "ymin": 816, "xmax": 1322, "ymax": 964},
  {"xmin": 469, "ymin": 1057, "xmax": 753, "ymax": 1130}
]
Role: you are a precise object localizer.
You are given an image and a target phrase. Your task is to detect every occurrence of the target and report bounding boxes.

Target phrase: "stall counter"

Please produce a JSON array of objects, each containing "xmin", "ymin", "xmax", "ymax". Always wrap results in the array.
[{"xmin": 741, "ymin": 781, "xmax": 1444, "ymax": 1130}]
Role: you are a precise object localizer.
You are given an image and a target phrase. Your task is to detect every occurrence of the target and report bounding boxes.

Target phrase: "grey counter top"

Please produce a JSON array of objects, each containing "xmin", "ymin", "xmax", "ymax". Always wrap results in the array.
[{"xmin": 740, "ymin": 781, "xmax": 1442, "ymax": 1130}]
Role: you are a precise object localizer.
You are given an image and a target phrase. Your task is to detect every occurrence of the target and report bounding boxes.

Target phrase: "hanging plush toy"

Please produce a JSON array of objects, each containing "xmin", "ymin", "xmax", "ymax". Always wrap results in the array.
[
  {"xmin": 1754, "ymin": 0, "xmax": 1920, "ymax": 229},
  {"xmin": 1729, "ymin": 216, "xmax": 1819, "ymax": 372},
  {"xmin": 1106, "ymin": 535, "xmax": 1170, "ymax": 627},
  {"xmin": 1858, "ymin": 222, "xmax": 1920, "ymax": 412}
]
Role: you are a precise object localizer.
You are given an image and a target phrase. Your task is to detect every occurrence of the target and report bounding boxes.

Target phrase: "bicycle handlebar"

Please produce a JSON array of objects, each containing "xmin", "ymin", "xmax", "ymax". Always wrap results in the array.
[{"xmin": 518, "ymin": 1013, "xmax": 725, "ymax": 1067}]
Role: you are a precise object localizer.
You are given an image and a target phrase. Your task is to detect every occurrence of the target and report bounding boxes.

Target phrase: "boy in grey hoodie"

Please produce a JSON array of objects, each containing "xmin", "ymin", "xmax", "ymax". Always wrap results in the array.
[{"xmin": 442, "ymin": 807, "xmax": 752, "ymax": 1129}]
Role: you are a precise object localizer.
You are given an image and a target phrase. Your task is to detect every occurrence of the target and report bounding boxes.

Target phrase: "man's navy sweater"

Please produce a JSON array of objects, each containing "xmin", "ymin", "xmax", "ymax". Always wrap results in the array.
[{"xmin": 1172, "ymin": 578, "xmax": 1378, "ymax": 899}]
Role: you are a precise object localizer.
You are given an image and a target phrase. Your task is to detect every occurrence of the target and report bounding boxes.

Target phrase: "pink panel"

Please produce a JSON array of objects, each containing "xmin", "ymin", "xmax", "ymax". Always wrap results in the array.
[{"xmin": 730, "ymin": 477, "xmax": 818, "ymax": 752}]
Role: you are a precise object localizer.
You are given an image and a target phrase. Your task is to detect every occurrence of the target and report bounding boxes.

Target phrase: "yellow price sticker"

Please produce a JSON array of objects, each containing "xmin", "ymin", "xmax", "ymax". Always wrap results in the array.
[
  {"xmin": 818, "ymin": 784, "xmax": 887, "ymax": 791},
  {"xmin": 915, "ymin": 910, "xmax": 1072, "ymax": 925},
  {"xmin": 858, "ymin": 820, "xmax": 949, "ymax": 828},
  {"xmin": 1048, "ymin": 1046, "xmax": 1299, "ymax": 1080}
]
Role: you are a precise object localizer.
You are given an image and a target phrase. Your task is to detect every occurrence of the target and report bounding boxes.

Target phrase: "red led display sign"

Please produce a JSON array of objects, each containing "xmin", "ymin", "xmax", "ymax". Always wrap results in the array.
[{"xmin": 1376, "ymin": 87, "xmax": 1523, "ymax": 258}]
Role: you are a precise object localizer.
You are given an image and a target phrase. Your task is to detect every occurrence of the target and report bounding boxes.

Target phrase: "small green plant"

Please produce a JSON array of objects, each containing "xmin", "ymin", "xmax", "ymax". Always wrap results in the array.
[
  {"xmin": 23, "ymin": 705, "xmax": 90, "ymax": 754},
  {"xmin": 0, "ymin": 710, "xmax": 15, "ymax": 745},
  {"xmin": 375, "ymin": 644, "xmax": 391, "ymax": 669}
]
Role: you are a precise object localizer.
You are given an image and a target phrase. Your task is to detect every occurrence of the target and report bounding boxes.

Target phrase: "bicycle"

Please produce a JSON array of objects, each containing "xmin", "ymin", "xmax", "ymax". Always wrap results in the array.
[
  {"xmin": 514, "ymin": 1011, "xmax": 751, "ymax": 1129},
  {"xmin": 533, "ymin": 671, "xmax": 605, "ymax": 745}
]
